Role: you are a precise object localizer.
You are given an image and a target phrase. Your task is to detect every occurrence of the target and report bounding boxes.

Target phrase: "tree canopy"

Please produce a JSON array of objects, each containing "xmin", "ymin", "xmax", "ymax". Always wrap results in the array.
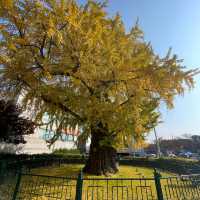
[{"xmin": 0, "ymin": 0, "xmax": 197, "ymax": 150}]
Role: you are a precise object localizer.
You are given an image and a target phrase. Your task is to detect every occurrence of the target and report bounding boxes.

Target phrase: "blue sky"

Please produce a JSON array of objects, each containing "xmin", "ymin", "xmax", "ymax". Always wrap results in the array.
[{"xmin": 78, "ymin": 0, "xmax": 200, "ymax": 141}]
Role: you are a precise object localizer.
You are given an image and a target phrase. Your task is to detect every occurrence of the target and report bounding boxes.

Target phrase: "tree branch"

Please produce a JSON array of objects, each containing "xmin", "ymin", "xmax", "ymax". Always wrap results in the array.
[
  {"xmin": 18, "ymin": 77, "xmax": 85, "ymax": 122},
  {"xmin": 41, "ymin": 94, "xmax": 85, "ymax": 122},
  {"xmin": 40, "ymin": 34, "xmax": 47, "ymax": 58},
  {"xmin": 118, "ymin": 94, "xmax": 135, "ymax": 107}
]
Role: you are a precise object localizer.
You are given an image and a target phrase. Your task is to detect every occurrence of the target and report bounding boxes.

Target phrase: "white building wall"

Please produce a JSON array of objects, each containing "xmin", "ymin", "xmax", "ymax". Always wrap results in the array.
[{"xmin": 0, "ymin": 128, "xmax": 77, "ymax": 154}]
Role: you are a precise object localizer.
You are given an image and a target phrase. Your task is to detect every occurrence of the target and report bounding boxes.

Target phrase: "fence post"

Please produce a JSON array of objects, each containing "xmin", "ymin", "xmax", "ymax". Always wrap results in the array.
[
  {"xmin": 154, "ymin": 168, "xmax": 164, "ymax": 200},
  {"xmin": 0, "ymin": 160, "xmax": 7, "ymax": 184},
  {"xmin": 12, "ymin": 166, "xmax": 22, "ymax": 200},
  {"xmin": 0, "ymin": 160, "xmax": 6, "ymax": 175},
  {"xmin": 75, "ymin": 170, "xmax": 83, "ymax": 200}
]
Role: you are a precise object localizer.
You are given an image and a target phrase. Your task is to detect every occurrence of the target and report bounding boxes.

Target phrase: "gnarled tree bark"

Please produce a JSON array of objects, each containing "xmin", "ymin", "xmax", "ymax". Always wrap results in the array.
[{"xmin": 83, "ymin": 122, "xmax": 118, "ymax": 176}]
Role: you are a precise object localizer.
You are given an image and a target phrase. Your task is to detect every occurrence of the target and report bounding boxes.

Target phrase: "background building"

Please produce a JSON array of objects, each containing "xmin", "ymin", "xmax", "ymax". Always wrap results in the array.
[{"xmin": 0, "ymin": 126, "xmax": 81, "ymax": 154}]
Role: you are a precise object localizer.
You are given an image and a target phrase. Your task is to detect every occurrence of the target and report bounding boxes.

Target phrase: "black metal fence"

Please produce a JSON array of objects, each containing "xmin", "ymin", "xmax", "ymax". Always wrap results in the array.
[
  {"xmin": 0, "ymin": 170, "xmax": 17, "ymax": 200},
  {"xmin": 82, "ymin": 177, "xmax": 157, "ymax": 200},
  {"xmin": 1, "ymin": 161, "xmax": 200, "ymax": 200},
  {"xmin": 161, "ymin": 175, "xmax": 200, "ymax": 200},
  {"xmin": 15, "ymin": 173, "xmax": 77, "ymax": 200}
]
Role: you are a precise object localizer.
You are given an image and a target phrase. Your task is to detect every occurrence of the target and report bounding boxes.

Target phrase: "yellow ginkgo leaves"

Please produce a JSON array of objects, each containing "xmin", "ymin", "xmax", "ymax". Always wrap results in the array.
[{"xmin": 0, "ymin": 0, "xmax": 197, "ymax": 151}]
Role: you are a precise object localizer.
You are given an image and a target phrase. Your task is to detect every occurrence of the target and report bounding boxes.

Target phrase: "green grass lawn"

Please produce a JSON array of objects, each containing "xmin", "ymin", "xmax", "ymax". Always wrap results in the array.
[{"xmin": 30, "ymin": 164, "xmax": 173, "ymax": 178}]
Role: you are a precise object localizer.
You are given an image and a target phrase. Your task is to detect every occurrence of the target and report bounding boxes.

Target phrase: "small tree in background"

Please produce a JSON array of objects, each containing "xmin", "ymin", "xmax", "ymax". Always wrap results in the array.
[
  {"xmin": 0, "ymin": 0, "xmax": 198, "ymax": 175},
  {"xmin": 0, "ymin": 100, "xmax": 35, "ymax": 144}
]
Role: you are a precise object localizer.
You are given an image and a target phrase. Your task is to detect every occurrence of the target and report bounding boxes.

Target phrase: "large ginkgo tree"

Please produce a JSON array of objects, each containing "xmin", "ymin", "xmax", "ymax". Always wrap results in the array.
[{"xmin": 0, "ymin": 0, "xmax": 197, "ymax": 175}]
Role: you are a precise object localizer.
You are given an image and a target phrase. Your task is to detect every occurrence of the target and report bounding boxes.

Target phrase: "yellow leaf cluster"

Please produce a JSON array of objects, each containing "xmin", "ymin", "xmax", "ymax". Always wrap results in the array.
[{"xmin": 0, "ymin": 0, "xmax": 197, "ymax": 147}]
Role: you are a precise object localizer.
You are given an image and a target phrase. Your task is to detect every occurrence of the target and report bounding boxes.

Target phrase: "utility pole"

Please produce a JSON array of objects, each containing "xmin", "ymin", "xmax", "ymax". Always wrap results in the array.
[
  {"xmin": 154, "ymin": 127, "xmax": 161, "ymax": 158},
  {"xmin": 128, "ymin": 136, "xmax": 135, "ymax": 157}
]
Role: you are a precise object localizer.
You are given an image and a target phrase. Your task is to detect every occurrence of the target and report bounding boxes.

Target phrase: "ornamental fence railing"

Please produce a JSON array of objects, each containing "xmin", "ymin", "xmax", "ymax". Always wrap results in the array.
[{"xmin": 1, "ymin": 161, "xmax": 200, "ymax": 200}]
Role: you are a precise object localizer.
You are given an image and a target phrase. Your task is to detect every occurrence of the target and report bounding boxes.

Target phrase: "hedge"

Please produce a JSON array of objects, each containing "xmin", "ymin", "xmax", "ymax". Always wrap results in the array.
[{"xmin": 1, "ymin": 153, "xmax": 200, "ymax": 175}]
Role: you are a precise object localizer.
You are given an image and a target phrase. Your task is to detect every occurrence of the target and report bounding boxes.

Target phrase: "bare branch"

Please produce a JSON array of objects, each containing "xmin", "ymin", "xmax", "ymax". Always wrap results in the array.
[{"xmin": 40, "ymin": 34, "xmax": 47, "ymax": 58}]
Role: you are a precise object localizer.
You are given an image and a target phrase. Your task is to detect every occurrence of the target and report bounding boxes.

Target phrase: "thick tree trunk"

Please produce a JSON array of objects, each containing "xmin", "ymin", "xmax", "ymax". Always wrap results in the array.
[{"xmin": 83, "ymin": 123, "xmax": 119, "ymax": 176}]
